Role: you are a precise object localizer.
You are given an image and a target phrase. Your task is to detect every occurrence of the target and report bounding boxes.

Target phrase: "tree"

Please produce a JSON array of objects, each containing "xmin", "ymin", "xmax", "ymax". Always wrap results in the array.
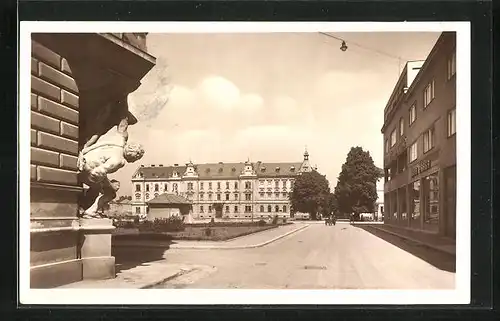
[
  {"xmin": 333, "ymin": 147, "xmax": 383, "ymax": 220},
  {"xmin": 289, "ymin": 171, "xmax": 331, "ymax": 220}
]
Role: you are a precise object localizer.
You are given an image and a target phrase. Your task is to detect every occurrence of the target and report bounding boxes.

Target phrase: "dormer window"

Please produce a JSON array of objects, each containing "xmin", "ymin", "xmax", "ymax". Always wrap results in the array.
[
  {"xmin": 290, "ymin": 166, "xmax": 295, "ymax": 172},
  {"xmin": 261, "ymin": 167, "xmax": 266, "ymax": 172},
  {"xmin": 232, "ymin": 167, "xmax": 236, "ymax": 172},
  {"xmin": 275, "ymin": 167, "xmax": 280, "ymax": 172},
  {"xmin": 173, "ymin": 171, "xmax": 178, "ymax": 177},
  {"xmin": 206, "ymin": 168, "xmax": 210, "ymax": 173},
  {"xmin": 218, "ymin": 168, "xmax": 223, "ymax": 173}
]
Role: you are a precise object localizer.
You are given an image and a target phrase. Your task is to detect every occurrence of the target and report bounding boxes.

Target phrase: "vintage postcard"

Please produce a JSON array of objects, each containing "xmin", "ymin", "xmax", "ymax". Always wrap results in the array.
[{"xmin": 19, "ymin": 21, "xmax": 470, "ymax": 305}]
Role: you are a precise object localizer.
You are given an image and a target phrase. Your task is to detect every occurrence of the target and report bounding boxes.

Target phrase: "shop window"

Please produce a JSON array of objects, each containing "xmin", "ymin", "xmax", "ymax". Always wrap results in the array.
[{"xmin": 423, "ymin": 172, "xmax": 439, "ymax": 232}]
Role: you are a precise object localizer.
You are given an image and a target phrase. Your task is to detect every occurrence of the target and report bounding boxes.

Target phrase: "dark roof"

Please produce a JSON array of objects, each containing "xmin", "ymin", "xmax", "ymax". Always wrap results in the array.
[
  {"xmin": 135, "ymin": 161, "xmax": 303, "ymax": 180},
  {"xmin": 255, "ymin": 162, "xmax": 303, "ymax": 178},
  {"xmin": 147, "ymin": 193, "xmax": 192, "ymax": 205}
]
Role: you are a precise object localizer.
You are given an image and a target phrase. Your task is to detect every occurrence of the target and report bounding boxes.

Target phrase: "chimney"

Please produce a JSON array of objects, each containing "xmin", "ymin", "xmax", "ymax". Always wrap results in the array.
[
  {"xmin": 151, "ymin": 164, "xmax": 155, "ymax": 167},
  {"xmin": 159, "ymin": 164, "xmax": 163, "ymax": 167},
  {"xmin": 174, "ymin": 163, "xmax": 179, "ymax": 166}
]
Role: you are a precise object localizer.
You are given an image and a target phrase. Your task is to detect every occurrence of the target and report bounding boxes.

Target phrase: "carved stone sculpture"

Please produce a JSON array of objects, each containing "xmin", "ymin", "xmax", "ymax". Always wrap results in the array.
[{"xmin": 78, "ymin": 98, "xmax": 145, "ymax": 218}]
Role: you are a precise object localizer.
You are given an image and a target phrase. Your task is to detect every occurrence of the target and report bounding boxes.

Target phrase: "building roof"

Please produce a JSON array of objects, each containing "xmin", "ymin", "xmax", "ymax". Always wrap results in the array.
[
  {"xmin": 147, "ymin": 193, "xmax": 192, "ymax": 205},
  {"xmin": 255, "ymin": 162, "xmax": 303, "ymax": 178},
  {"xmin": 134, "ymin": 161, "xmax": 304, "ymax": 180}
]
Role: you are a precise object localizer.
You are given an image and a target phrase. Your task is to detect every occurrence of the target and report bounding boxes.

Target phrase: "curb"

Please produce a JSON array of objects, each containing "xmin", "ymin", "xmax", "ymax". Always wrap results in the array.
[
  {"xmin": 170, "ymin": 224, "xmax": 310, "ymax": 250},
  {"xmin": 139, "ymin": 267, "xmax": 195, "ymax": 289},
  {"xmin": 367, "ymin": 225, "xmax": 456, "ymax": 256}
]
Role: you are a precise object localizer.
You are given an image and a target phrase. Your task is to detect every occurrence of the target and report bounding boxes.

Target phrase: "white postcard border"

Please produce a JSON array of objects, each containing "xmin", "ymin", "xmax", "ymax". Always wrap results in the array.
[{"xmin": 19, "ymin": 21, "xmax": 471, "ymax": 305}]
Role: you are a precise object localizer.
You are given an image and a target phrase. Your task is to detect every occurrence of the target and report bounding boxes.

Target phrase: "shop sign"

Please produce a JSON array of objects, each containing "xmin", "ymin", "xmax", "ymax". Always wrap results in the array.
[{"xmin": 411, "ymin": 159, "xmax": 432, "ymax": 178}]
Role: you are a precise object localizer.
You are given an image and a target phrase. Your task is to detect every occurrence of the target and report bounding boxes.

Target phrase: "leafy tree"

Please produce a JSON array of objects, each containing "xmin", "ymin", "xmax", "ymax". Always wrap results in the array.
[
  {"xmin": 333, "ymin": 147, "xmax": 383, "ymax": 220},
  {"xmin": 290, "ymin": 170, "xmax": 331, "ymax": 220}
]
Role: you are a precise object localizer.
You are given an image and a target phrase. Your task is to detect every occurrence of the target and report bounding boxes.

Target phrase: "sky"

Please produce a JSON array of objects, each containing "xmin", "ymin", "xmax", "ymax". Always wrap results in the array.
[{"xmin": 111, "ymin": 31, "xmax": 440, "ymax": 196}]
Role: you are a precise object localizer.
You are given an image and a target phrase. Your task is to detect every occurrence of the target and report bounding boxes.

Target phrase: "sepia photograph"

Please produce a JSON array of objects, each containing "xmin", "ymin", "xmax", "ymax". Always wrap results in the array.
[{"xmin": 19, "ymin": 22, "xmax": 470, "ymax": 305}]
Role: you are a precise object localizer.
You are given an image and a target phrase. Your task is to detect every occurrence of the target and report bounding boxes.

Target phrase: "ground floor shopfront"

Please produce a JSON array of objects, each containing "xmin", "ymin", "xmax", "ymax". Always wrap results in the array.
[{"xmin": 383, "ymin": 164, "xmax": 456, "ymax": 239}]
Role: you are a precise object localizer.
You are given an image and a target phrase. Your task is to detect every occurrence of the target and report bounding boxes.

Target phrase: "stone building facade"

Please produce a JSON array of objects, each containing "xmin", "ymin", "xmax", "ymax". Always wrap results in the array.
[
  {"xmin": 381, "ymin": 32, "xmax": 456, "ymax": 239},
  {"xmin": 29, "ymin": 33, "xmax": 155, "ymax": 288},
  {"xmin": 131, "ymin": 151, "xmax": 315, "ymax": 220}
]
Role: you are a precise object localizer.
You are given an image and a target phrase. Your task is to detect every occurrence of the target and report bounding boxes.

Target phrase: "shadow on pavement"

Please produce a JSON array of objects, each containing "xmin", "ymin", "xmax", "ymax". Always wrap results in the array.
[
  {"xmin": 111, "ymin": 234, "xmax": 173, "ymax": 273},
  {"xmin": 355, "ymin": 225, "xmax": 456, "ymax": 273}
]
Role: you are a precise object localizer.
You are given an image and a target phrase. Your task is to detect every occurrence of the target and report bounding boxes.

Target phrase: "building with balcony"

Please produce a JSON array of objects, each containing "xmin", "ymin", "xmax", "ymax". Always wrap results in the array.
[
  {"xmin": 130, "ymin": 150, "xmax": 315, "ymax": 220},
  {"xmin": 381, "ymin": 32, "xmax": 456, "ymax": 239}
]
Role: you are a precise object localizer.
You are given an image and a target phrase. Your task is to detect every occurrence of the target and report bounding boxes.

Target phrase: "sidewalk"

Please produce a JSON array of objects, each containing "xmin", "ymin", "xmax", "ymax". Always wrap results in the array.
[
  {"xmin": 363, "ymin": 224, "xmax": 456, "ymax": 256},
  {"xmin": 58, "ymin": 261, "xmax": 216, "ymax": 289},
  {"xmin": 170, "ymin": 223, "xmax": 309, "ymax": 249}
]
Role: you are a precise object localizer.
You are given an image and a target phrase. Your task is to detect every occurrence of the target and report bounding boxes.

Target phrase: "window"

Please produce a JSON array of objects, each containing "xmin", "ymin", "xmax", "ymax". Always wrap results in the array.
[
  {"xmin": 173, "ymin": 183, "xmax": 178, "ymax": 192},
  {"xmin": 423, "ymin": 79, "xmax": 435, "ymax": 108},
  {"xmin": 217, "ymin": 194, "xmax": 221, "ymax": 201},
  {"xmin": 399, "ymin": 117, "xmax": 404, "ymax": 136},
  {"xmin": 225, "ymin": 193, "xmax": 230, "ymax": 201},
  {"xmin": 409, "ymin": 103, "xmax": 417, "ymax": 125},
  {"xmin": 208, "ymin": 206, "xmax": 212, "ymax": 212},
  {"xmin": 268, "ymin": 205, "xmax": 272, "ymax": 212},
  {"xmin": 409, "ymin": 141, "xmax": 418, "ymax": 162},
  {"xmin": 226, "ymin": 182, "xmax": 230, "ymax": 189},
  {"xmin": 245, "ymin": 181, "xmax": 252, "ymax": 189},
  {"xmin": 390, "ymin": 128, "xmax": 397, "ymax": 147},
  {"xmin": 217, "ymin": 182, "xmax": 221, "ymax": 189},
  {"xmin": 385, "ymin": 139, "xmax": 389, "ymax": 154},
  {"xmin": 234, "ymin": 193, "xmax": 239, "ymax": 200},
  {"xmin": 208, "ymin": 194, "xmax": 213, "ymax": 200},
  {"xmin": 208, "ymin": 182, "xmax": 212, "ymax": 189},
  {"xmin": 187, "ymin": 182, "xmax": 193, "ymax": 190},
  {"xmin": 135, "ymin": 193, "xmax": 141, "ymax": 200},
  {"xmin": 245, "ymin": 206, "xmax": 252, "ymax": 213},
  {"xmin": 283, "ymin": 205, "xmax": 287, "ymax": 213},
  {"xmin": 200, "ymin": 206, "xmax": 204, "ymax": 213},
  {"xmin": 234, "ymin": 182, "xmax": 238, "ymax": 189},
  {"xmin": 447, "ymin": 109, "xmax": 456, "ymax": 137},
  {"xmin": 260, "ymin": 205, "xmax": 264, "ymax": 212},
  {"xmin": 234, "ymin": 206, "xmax": 238, "ymax": 213},
  {"xmin": 225, "ymin": 206, "xmax": 230, "ymax": 213},
  {"xmin": 245, "ymin": 193, "xmax": 252, "ymax": 201},
  {"xmin": 154, "ymin": 184, "xmax": 159, "ymax": 192},
  {"xmin": 423, "ymin": 127, "xmax": 435, "ymax": 153},
  {"xmin": 275, "ymin": 181, "xmax": 279, "ymax": 187},
  {"xmin": 275, "ymin": 205, "xmax": 280, "ymax": 212},
  {"xmin": 135, "ymin": 207, "xmax": 141, "ymax": 214},
  {"xmin": 146, "ymin": 184, "xmax": 150, "ymax": 192},
  {"xmin": 200, "ymin": 182, "xmax": 204, "ymax": 190},
  {"xmin": 135, "ymin": 184, "xmax": 141, "ymax": 192},
  {"xmin": 164, "ymin": 183, "xmax": 168, "ymax": 191},
  {"xmin": 447, "ymin": 51, "xmax": 456, "ymax": 80}
]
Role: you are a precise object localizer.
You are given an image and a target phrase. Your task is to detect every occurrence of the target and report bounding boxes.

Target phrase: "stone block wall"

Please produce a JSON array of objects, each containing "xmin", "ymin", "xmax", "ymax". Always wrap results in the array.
[{"xmin": 30, "ymin": 40, "xmax": 82, "ymax": 288}]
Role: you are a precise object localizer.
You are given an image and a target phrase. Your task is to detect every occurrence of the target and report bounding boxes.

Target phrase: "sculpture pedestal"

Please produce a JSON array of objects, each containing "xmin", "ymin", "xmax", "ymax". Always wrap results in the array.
[{"xmin": 79, "ymin": 218, "xmax": 116, "ymax": 280}]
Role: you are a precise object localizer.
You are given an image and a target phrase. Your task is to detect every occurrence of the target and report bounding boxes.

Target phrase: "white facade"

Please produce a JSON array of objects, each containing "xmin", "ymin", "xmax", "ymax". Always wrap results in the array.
[{"xmin": 130, "ymin": 151, "xmax": 314, "ymax": 220}]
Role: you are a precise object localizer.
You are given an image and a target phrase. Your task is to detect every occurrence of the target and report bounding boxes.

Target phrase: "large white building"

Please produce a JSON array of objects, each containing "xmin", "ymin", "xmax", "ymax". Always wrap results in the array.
[{"xmin": 130, "ymin": 150, "xmax": 315, "ymax": 220}]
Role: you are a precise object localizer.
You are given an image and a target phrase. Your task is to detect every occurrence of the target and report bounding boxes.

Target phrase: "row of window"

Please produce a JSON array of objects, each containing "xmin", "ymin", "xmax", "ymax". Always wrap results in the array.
[
  {"xmin": 385, "ymin": 51, "xmax": 456, "ymax": 154},
  {"xmin": 198, "ymin": 205, "xmax": 288, "ymax": 213}
]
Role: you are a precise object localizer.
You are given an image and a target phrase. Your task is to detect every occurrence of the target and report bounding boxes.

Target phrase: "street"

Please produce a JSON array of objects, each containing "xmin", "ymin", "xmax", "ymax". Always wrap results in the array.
[{"xmin": 153, "ymin": 223, "xmax": 455, "ymax": 289}]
